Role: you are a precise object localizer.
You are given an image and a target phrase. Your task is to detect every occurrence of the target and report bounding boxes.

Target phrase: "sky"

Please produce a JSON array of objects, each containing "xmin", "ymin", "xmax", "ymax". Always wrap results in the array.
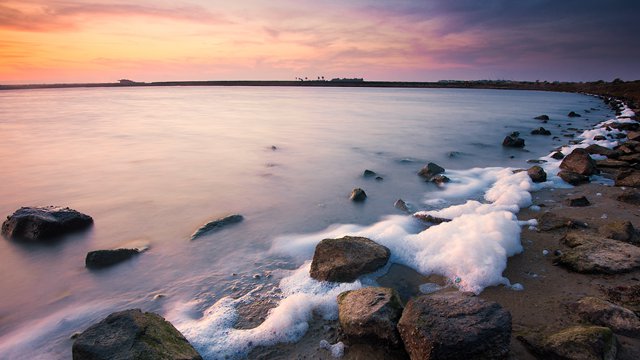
[{"xmin": 1, "ymin": 0, "xmax": 639, "ymax": 84}]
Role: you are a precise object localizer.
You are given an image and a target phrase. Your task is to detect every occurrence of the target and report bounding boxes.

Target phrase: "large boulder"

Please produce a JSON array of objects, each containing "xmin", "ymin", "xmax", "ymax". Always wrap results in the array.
[
  {"xmin": 337, "ymin": 287, "xmax": 403, "ymax": 346},
  {"xmin": 519, "ymin": 325, "xmax": 617, "ymax": 360},
  {"xmin": 557, "ymin": 232, "xmax": 640, "ymax": 274},
  {"xmin": 190, "ymin": 214, "xmax": 243, "ymax": 240},
  {"xmin": 310, "ymin": 236, "xmax": 390, "ymax": 282},
  {"xmin": 397, "ymin": 292, "xmax": 511, "ymax": 360},
  {"xmin": 418, "ymin": 162, "xmax": 445, "ymax": 180},
  {"xmin": 72, "ymin": 309, "xmax": 202, "ymax": 360},
  {"xmin": 559, "ymin": 148, "xmax": 598, "ymax": 176},
  {"xmin": 615, "ymin": 170, "xmax": 640, "ymax": 187},
  {"xmin": 527, "ymin": 166, "xmax": 547, "ymax": 183},
  {"xmin": 571, "ymin": 297, "xmax": 640, "ymax": 338},
  {"xmin": 558, "ymin": 170, "xmax": 590, "ymax": 186},
  {"xmin": 502, "ymin": 132, "xmax": 525, "ymax": 148},
  {"xmin": 2, "ymin": 206, "xmax": 93, "ymax": 242},
  {"xmin": 85, "ymin": 249, "xmax": 141, "ymax": 269}
]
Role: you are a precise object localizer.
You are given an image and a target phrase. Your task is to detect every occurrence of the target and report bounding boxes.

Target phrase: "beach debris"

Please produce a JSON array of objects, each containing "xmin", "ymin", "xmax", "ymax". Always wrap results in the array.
[
  {"xmin": 570, "ymin": 297, "xmax": 640, "ymax": 338},
  {"xmin": 560, "ymin": 148, "xmax": 599, "ymax": 176},
  {"xmin": 349, "ymin": 188, "xmax": 367, "ymax": 202},
  {"xmin": 518, "ymin": 325, "xmax": 617, "ymax": 360},
  {"xmin": 398, "ymin": 292, "xmax": 511, "ymax": 360},
  {"xmin": 394, "ymin": 199, "xmax": 409, "ymax": 212},
  {"xmin": 510, "ymin": 283, "xmax": 524, "ymax": 291},
  {"xmin": 566, "ymin": 196, "xmax": 591, "ymax": 207},
  {"xmin": 1, "ymin": 206, "xmax": 93, "ymax": 242},
  {"xmin": 557, "ymin": 231, "xmax": 640, "ymax": 274},
  {"xmin": 363, "ymin": 169, "xmax": 377, "ymax": 177},
  {"xmin": 527, "ymin": 165, "xmax": 547, "ymax": 183},
  {"xmin": 558, "ymin": 170, "xmax": 590, "ymax": 185},
  {"xmin": 319, "ymin": 340, "xmax": 345, "ymax": 358},
  {"xmin": 531, "ymin": 127, "xmax": 551, "ymax": 135},
  {"xmin": 418, "ymin": 162, "xmax": 445, "ymax": 181},
  {"xmin": 598, "ymin": 220, "xmax": 639, "ymax": 244},
  {"xmin": 337, "ymin": 287, "xmax": 404, "ymax": 346},
  {"xmin": 615, "ymin": 170, "xmax": 640, "ymax": 187},
  {"xmin": 550, "ymin": 151, "xmax": 565, "ymax": 160},
  {"xmin": 72, "ymin": 309, "xmax": 202, "ymax": 360},
  {"xmin": 534, "ymin": 114, "xmax": 550, "ymax": 120},
  {"xmin": 85, "ymin": 248, "xmax": 141, "ymax": 269},
  {"xmin": 567, "ymin": 111, "xmax": 582, "ymax": 117},
  {"xmin": 190, "ymin": 214, "xmax": 244, "ymax": 240},
  {"xmin": 502, "ymin": 131, "xmax": 525, "ymax": 148},
  {"xmin": 310, "ymin": 236, "xmax": 390, "ymax": 282}
]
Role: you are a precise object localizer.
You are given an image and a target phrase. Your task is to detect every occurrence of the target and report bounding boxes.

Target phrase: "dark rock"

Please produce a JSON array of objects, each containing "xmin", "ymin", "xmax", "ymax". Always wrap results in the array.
[
  {"xmin": 537, "ymin": 212, "xmax": 587, "ymax": 232},
  {"xmin": 363, "ymin": 169, "xmax": 377, "ymax": 177},
  {"xmin": 628, "ymin": 131, "xmax": 640, "ymax": 141},
  {"xmin": 310, "ymin": 236, "xmax": 390, "ymax": 282},
  {"xmin": 397, "ymin": 292, "xmax": 511, "ymax": 360},
  {"xmin": 531, "ymin": 127, "xmax": 551, "ymax": 135},
  {"xmin": 430, "ymin": 174, "xmax": 450, "ymax": 185},
  {"xmin": 609, "ymin": 122, "xmax": 640, "ymax": 131},
  {"xmin": 413, "ymin": 213, "xmax": 451, "ymax": 225},
  {"xmin": 567, "ymin": 196, "xmax": 591, "ymax": 207},
  {"xmin": 557, "ymin": 232, "xmax": 640, "ymax": 274},
  {"xmin": 598, "ymin": 220, "xmax": 638, "ymax": 244},
  {"xmin": 418, "ymin": 162, "xmax": 445, "ymax": 180},
  {"xmin": 72, "ymin": 309, "xmax": 202, "ymax": 360},
  {"xmin": 394, "ymin": 199, "xmax": 409, "ymax": 212},
  {"xmin": 349, "ymin": 188, "xmax": 367, "ymax": 202},
  {"xmin": 616, "ymin": 143, "xmax": 636, "ymax": 154},
  {"xmin": 527, "ymin": 166, "xmax": 547, "ymax": 183},
  {"xmin": 617, "ymin": 189, "xmax": 640, "ymax": 205},
  {"xmin": 86, "ymin": 249, "xmax": 141, "ymax": 269},
  {"xmin": 594, "ymin": 135, "xmax": 607, "ymax": 141},
  {"xmin": 502, "ymin": 132, "xmax": 525, "ymax": 148},
  {"xmin": 558, "ymin": 170, "xmax": 590, "ymax": 185},
  {"xmin": 570, "ymin": 297, "xmax": 640, "ymax": 338},
  {"xmin": 526, "ymin": 159, "xmax": 547, "ymax": 164},
  {"xmin": 596, "ymin": 159, "xmax": 629, "ymax": 168},
  {"xmin": 551, "ymin": 151, "xmax": 565, "ymax": 160},
  {"xmin": 1, "ymin": 206, "xmax": 93, "ymax": 242},
  {"xmin": 375, "ymin": 176, "xmax": 384, "ymax": 181},
  {"xmin": 615, "ymin": 170, "xmax": 640, "ymax": 187},
  {"xmin": 618, "ymin": 153, "xmax": 640, "ymax": 163},
  {"xmin": 568, "ymin": 111, "xmax": 582, "ymax": 117},
  {"xmin": 559, "ymin": 148, "xmax": 598, "ymax": 176},
  {"xmin": 585, "ymin": 144, "xmax": 618, "ymax": 158},
  {"xmin": 519, "ymin": 325, "xmax": 616, "ymax": 360},
  {"xmin": 337, "ymin": 287, "xmax": 403, "ymax": 346},
  {"xmin": 190, "ymin": 214, "xmax": 243, "ymax": 240},
  {"xmin": 534, "ymin": 115, "xmax": 550, "ymax": 120}
]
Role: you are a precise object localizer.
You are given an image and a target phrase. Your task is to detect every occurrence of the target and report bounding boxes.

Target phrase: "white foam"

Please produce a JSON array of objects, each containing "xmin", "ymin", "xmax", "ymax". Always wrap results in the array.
[{"xmin": 320, "ymin": 340, "xmax": 345, "ymax": 358}]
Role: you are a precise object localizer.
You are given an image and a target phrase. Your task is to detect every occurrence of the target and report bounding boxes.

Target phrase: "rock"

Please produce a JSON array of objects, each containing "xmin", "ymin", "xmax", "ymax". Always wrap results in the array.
[
  {"xmin": 534, "ymin": 115, "xmax": 550, "ymax": 120},
  {"xmin": 527, "ymin": 166, "xmax": 547, "ymax": 183},
  {"xmin": 309, "ymin": 236, "xmax": 390, "ymax": 282},
  {"xmin": 394, "ymin": 199, "xmax": 409, "ymax": 212},
  {"xmin": 531, "ymin": 127, "xmax": 551, "ymax": 135},
  {"xmin": 397, "ymin": 292, "xmax": 511, "ymax": 360},
  {"xmin": 568, "ymin": 111, "xmax": 582, "ymax": 117},
  {"xmin": 617, "ymin": 189, "xmax": 640, "ymax": 205},
  {"xmin": 1, "ymin": 206, "xmax": 93, "ymax": 242},
  {"xmin": 527, "ymin": 159, "xmax": 547, "ymax": 164},
  {"xmin": 413, "ymin": 213, "xmax": 451, "ymax": 225},
  {"xmin": 551, "ymin": 151, "xmax": 565, "ymax": 160},
  {"xmin": 418, "ymin": 163, "xmax": 445, "ymax": 180},
  {"xmin": 570, "ymin": 297, "xmax": 640, "ymax": 338},
  {"xmin": 558, "ymin": 170, "xmax": 590, "ymax": 185},
  {"xmin": 519, "ymin": 325, "xmax": 616, "ymax": 360},
  {"xmin": 430, "ymin": 174, "xmax": 450, "ymax": 185},
  {"xmin": 85, "ymin": 249, "xmax": 141, "ymax": 269},
  {"xmin": 559, "ymin": 148, "xmax": 598, "ymax": 176},
  {"xmin": 363, "ymin": 169, "xmax": 377, "ymax": 177},
  {"xmin": 615, "ymin": 170, "xmax": 640, "ymax": 187},
  {"xmin": 618, "ymin": 153, "xmax": 640, "ymax": 162},
  {"xmin": 557, "ymin": 232, "xmax": 640, "ymax": 274},
  {"xmin": 598, "ymin": 220, "xmax": 638, "ymax": 244},
  {"xmin": 72, "ymin": 309, "xmax": 202, "ymax": 360},
  {"xmin": 502, "ymin": 132, "xmax": 525, "ymax": 148},
  {"xmin": 537, "ymin": 212, "xmax": 587, "ymax": 232},
  {"xmin": 594, "ymin": 135, "xmax": 607, "ymax": 141},
  {"xmin": 609, "ymin": 122, "xmax": 640, "ymax": 131},
  {"xmin": 567, "ymin": 196, "xmax": 591, "ymax": 207},
  {"xmin": 628, "ymin": 131, "xmax": 640, "ymax": 141},
  {"xmin": 596, "ymin": 159, "xmax": 629, "ymax": 168},
  {"xmin": 337, "ymin": 287, "xmax": 403, "ymax": 346},
  {"xmin": 349, "ymin": 188, "xmax": 367, "ymax": 202},
  {"xmin": 375, "ymin": 176, "xmax": 384, "ymax": 181},
  {"xmin": 585, "ymin": 144, "xmax": 618, "ymax": 158},
  {"xmin": 190, "ymin": 214, "xmax": 243, "ymax": 240}
]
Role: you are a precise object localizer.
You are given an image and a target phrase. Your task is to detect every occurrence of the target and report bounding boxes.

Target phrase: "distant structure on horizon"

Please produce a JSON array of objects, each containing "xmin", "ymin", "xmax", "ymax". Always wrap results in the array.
[
  {"xmin": 330, "ymin": 78, "xmax": 364, "ymax": 83},
  {"xmin": 118, "ymin": 79, "xmax": 139, "ymax": 84}
]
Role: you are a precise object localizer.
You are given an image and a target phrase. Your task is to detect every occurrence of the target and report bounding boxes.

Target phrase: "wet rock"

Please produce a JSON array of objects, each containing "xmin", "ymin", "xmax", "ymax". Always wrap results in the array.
[
  {"xmin": 615, "ymin": 170, "xmax": 640, "ymax": 187},
  {"xmin": 557, "ymin": 232, "xmax": 640, "ymax": 274},
  {"xmin": 571, "ymin": 297, "xmax": 640, "ymax": 338},
  {"xmin": 568, "ymin": 111, "xmax": 582, "ymax": 117},
  {"xmin": 337, "ymin": 287, "xmax": 403, "ymax": 346},
  {"xmin": 527, "ymin": 159, "xmax": 547, "ymax": 164},
  {"xmin": 519, "ymin": 325, "xmax": 616, "ymax": 360},
  {"xmin": 72, "ymin": 309, "xmax": 202, "ymax": 360},
  {"xmin": 559, "ymin": 148, "xmax": 598, "ymax": 176},
  {"xmin": 618, "ymin": 153, "xmax": 640, "ymax": 162},
  {"xmin": 85, "ymin": 249, "xmax": 141, "ymax": 269},
  {"xmin": 609, "ymin": 122, "xmax": 640, "ymax": 131},
  {"xmin": 1, "ymin": 206, "xmax": 93, "ymax": 242},
  {"xmin": 628, "ymin": 131, "xmax": 640, "ymax": 141},
  {"xmin": 567, "ymin": 196, "xmax": 591, "ymax": 207},
  {"xmin": 418, "ymin": 162, "xmax": 445, "ymax": 180},
  {"xmin": 350, "ymin": 188, "xmax": 367, "ymax": 202},
  {"xmin": 585, "ymin": 144, "xmax": 618, "ymax": 158},
  {"xmin": 537, "ymin": 212, "xmax": 587, "ymax": 232},
  {"xmin": 598, "ymin": 220, "xmax": 638, "ymax": 244},
  {"xmin": 527, "ymin": 166, "xmax": 547, "ymax": 183},
  {"xmin": 502, "ymin": 131, "xmax": 525, "ymax": 148},
  {"xmin": 413, "ymin": 213, "xmax": 451, "ymax": 225},
  {"xmin": 558, "ymin": 170, "xmax": 590, "ymax": 185},
  {"xmin": 394, "ymin": 199, "xmax": 409, "ymax": 212},
  {"xmin": 594, "ymin": 135, "xmax": 607, "ymax": 141},
  {"xmin": 617, "ymin": 189, "xmax": 640, "ymax": 205},
  {"xmin": 430, "ymin": 174, "xmax": 450, "ymax": 185},
  {"xmin": 551, "ymin": 151, "xmax": 565, "ymax": 160},
  {"xmin": 190, "ymin": 214, "xmax": 243, "ymax": 240},
  {"xmin": 310, "ymin": 236, "xmax": 390, "ymax": 282},
  {"xmin": 363, "ymin": 169, "xmax": 377, "ymax": 177},
  {"xmin": 534, "ymin": 115, "xmax": 550, "ymax": 120},
  {"xmin": 375, "ymin": 176, "xmax": 384, "ymax": 181},
  {"xmin": 531, "ymin": 127, "xmax": 551, "ymax": 135},
  {"xmin": 397, "ymin": 292, "xmax": 511, "ymax": 360},
  {"xmin": 596, "ymin": 159, "xmax": 629, "ymax": 168}
]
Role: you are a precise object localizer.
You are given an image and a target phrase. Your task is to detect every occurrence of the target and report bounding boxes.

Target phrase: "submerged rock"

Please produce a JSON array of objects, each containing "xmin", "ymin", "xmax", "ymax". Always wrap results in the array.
[
  {"xmin": 527, "ymin": 165, "xmax": 547, "ymax": 183},
  {"xmin": 519, "ymin": 325, "xmax": 616, "ymax": 360},
  {"xmin": 560, "ymin": 148, "xmax": 598, "ymax": 176},
  {"xmin": 502, "ymin": 131, "xmax": 525, "ymax": 148},
  {"xmin": 394, "ymin": 199, "xmax": 409, "ymax": 212},
  {"xmin": 1, "ymin": 206, "xmax": 93, "ymax": 242},
  {"xmin": 534, "ymin": 114, "xmax": 550, "ymax": 120},
  {"xmin": 571, "ymin": 297, "xmax": 640, "ymax": 338},
  {"xmin": 363, "ymin": 169, "xmax": 377, "ymax": 177},
  {"xmin": 337, "ymin": 287, "xmax": 403, "ymax": 346},
  {"xmin": 72, "ymin": 309, "xmax": 202, "ymax": 360},
  {"xmin": 310, "ymin": 236, "xmax": 390, "ymax": 282},
  {"xmin": 558, "ymin": 170, "xmax": 590, "ymax": 185},
  {"xmin": 397, "ymin": 292, "xmax": 511, "ymax": 360},
  {"xmin": 349, "ymin": 188, "xmax": 367, "ymax": 202},
  {"xmin": 594, "ymin": 135, "xmax": 607, "ymax": 141},
  {"xmin": 190, "ymin": 214, "xmax": 243, "ymax": 240},
  {"xmin": 85, "ymin": 249, "xmax": 141, "ymax": 269},
  {"xmin": 551, "ymin": 151, "xmax": 565, "ymax": 160},
  {"xmin": 418, "ymin": 162, "xmax": 445, "ymax": 180},
  {"xmin": 615, "ymin": 170, "xmax": 640, "ymax": 187},
  {"xmin": 531, "ymin": 127, "xmax": 551, "ymax": 135},
  {"xmin": 568, "ymin": 111, "xmax": 582, "ymax": 117},
  {"xmin": 557, "ymin": 232, "xmax": 640, "ymax": 274}
]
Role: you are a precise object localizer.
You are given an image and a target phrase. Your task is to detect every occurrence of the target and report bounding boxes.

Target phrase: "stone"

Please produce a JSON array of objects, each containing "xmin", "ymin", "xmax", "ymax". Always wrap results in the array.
[
  {"xmin": 557, "ymin": 232, "xmax": 640, "ymax": 274},
  {"xmin": 349, "ymin": 188, "xmax": 367, "ymax": 202},
  {"xmin": 519, "ymin": 325, "xmax": 617, "ymax": 360},
  {"xmin": 337, "ymin": 287, "xmax": 403, "ymax": 346},
  {"xmin": 617, "ymin": 189, "xmax": 640, "ymax": 205},
  {"xmin": 567, "ymin": 196, "xmax": 591, "ymax": 207},
  {"xmin": 190, "ymin": 214, "xmax": 243, "ymax": 240},
  {"xmin": 413, "ymin": 213, "xmax": 451, "ymax": 225},
  {"xmin": 594, "ymin": 135, "xmax": 607, "ymax": 141},
  {"xmin": 551, "ymin": 151, "xmax": 565, "ymax": 160},
  {"xmin": 72, "ymin": 309, "xmax": 202, "ymax": 360},
  {"xmin": 85, "ymin": 249, "xmax": 141, "ymax": 269},
  {"xmin": 534, "ymin": 115, "xmax": 550, "ymax": 120},
  {"xmin": 559, "ymin": 148, "xmax": 598, "ymax": 176},
  {"xmin": 598, "ymin": 220, "xmax": 638, "ymax": 244},
  {"xmin": 527, "ymin": 166, "xmax": 547, "ymax": 183},
  {"xmin": 394, "ymin": 199, "xmax": 409, "ymax": 212},
  {"xmin": 585, "ymin": 144, "xmax": 618, "ymax": 158},
  {"xmin": 1, "ymin": 206, "xmax": 93, "ymax": 242},
  {"xmin": 568, "ymin": 111, "xmax": 582, "ymax": 117},
  {"xmin": 596, "ymin": 159, "xmax": 629, "ymax": 168},
  {"xmin": 615, "ymin": 170, "xmax": 640, "ymax": 187},
  {"xmin": 429, "ymin": 174, "xmax": 450, "ymax": 185},
  {"xmin": 531, "ymin": 127, "xmax": 551, "ymax": 135},
  {"xmin": 397, "ymin": 292, "xmax": 512, "ymax": 360},
  {"xmin": 628, "ymin": 131, "xmax": 640, "ymax": 141},
  {"xmin": 310, "ymin": 236, "xmax": 390, "ymax": 282},
  {"xmin": 502, "ymin": 132, "xmax": 525, "ymax": 148},
  {"xmin": 570, "ymin": 297, "xmax": 640, "ymax": 338},
  {"xmin": 363, "ymin": 169, "xmax": 377, "ymax": 177},
  {"xmin": 558, "ymin": 170, "xmax": 590, "ymax": 185},
  {"xmin": 618, "ymin": 153, "xmax": 640, "ymax": 162},
  {"xmin": 537, "ymin": 212, "xmax": 587, "ymax": 232},
  {"xmin": 418, "ymin": 162, "xmax": 445, "ymax": 180},
  {"xmin": 609, "ymin": 122, "xmax": 640, "ymax": 131}
]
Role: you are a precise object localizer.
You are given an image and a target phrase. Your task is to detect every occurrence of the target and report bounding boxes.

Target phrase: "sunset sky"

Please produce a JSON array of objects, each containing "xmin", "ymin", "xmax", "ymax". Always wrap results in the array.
[{"xmin": 1, "ymin": 0, "xmax": 639, "ymax": 84}]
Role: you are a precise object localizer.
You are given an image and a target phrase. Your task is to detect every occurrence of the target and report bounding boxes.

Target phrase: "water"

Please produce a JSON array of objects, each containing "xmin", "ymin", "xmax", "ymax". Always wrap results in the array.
[{"xmin": 0, "ymin": 86, "xmax": 612, "ymax": 358}]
